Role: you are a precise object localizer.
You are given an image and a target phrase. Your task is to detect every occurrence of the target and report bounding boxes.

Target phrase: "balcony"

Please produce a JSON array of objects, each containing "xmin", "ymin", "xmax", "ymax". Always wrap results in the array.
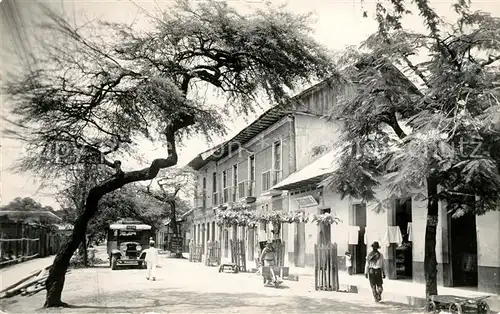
[
  {"xmin": 261, "ymin": 170, "xmax": 282, "ymax": 197},
  {"xmin": 237, "ymin": 180, "xmax": 256, "ymax": 203}
]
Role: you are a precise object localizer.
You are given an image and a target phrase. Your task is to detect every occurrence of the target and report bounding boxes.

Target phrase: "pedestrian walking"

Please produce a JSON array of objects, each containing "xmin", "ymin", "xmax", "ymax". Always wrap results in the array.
[
  {"xmin": 144, "ymin": 241, "xmax": 159, "ymax": 281},
  {"xmin": 364, "ymin": 241, "xmax": 386, "ymax": 302},
  {"xmin": 260, "ymin": 240, "xmax": 276, "ymax": 284}
]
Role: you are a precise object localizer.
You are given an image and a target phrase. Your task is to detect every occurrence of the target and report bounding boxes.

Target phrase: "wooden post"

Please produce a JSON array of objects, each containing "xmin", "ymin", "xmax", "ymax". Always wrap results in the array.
[{"xmin": 333, "ymin": 242, "xmax": 339, "ymax": 291}]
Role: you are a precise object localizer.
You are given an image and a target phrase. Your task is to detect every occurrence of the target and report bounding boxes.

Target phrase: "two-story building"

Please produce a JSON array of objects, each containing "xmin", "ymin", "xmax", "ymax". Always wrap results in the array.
[
  {"xmin": 186, "ymin": 80, "xmax": 339, "ymax": 265},
  {"xmin": 187, "ymin": 73, "xmax": 500, "ymax": 295}
]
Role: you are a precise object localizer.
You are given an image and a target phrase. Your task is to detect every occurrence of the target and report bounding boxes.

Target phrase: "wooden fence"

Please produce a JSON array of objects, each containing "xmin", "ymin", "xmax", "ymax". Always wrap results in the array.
[
  {"xmin": 189, "ymin": 243, "xmax": 203, "ymax": 263},
  {"xmin": 230, "ymin": 240, "xmax": 246, "ymax": 272},
  {"xmin": 314, "ymin": 242, "xmax": 339, "ymax": 292},
  {"xmin": 0, "ymin": 222, "xmax": 67, "ymax": 268},
  {"xmin": 205, "ymin": 241, "xmax": 221, "ymax": 266}
]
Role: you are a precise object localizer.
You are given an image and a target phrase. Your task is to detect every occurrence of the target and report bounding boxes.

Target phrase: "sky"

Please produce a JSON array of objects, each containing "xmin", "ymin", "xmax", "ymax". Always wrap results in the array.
[{"xmin": 1, "ymin": 0, "xmax": 499, "ymax": 209}]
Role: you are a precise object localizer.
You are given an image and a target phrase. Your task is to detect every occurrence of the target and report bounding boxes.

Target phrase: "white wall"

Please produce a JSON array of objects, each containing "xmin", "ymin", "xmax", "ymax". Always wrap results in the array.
[
  {"xmin": 476, "ymin": 211, "xmax": 500, "ymax": 267},
  {"xmin": 294, "ymin": 115, "xmax": 340, "ymax": 171}
]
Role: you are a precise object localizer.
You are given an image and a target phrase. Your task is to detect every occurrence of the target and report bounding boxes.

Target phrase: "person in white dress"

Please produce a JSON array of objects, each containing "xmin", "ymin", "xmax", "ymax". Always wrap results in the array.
[{"xmin": 144, "ymin": 241, "xmax": 159, "ymax": 281}]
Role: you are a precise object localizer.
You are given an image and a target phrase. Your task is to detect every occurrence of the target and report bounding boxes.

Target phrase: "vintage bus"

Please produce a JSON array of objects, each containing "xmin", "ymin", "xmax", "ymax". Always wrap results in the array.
[{"xmin": 106, "ymin": 219, "xmax": 153, "ymax": 270}]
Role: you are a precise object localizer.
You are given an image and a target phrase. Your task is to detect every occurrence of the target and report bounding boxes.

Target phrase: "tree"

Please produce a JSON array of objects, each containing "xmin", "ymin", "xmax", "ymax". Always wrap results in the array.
[
  {"xmin": 0, "ymin": 197, "xmax": 58, "ymax": 225},
  {"xmin": 323, "ymin": 0, "xmax": 500, "ymax": 298},
  {"xmin": 2, "ymin": 1, "xmax": 336, "ymax": 307},
  {"xmin": 140, "ymin": 167, "xmax": 195, "ymax": 257}
]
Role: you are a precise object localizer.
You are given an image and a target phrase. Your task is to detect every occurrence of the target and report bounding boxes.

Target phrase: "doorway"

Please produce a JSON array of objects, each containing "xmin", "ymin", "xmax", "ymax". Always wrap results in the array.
[
  {"xmin": 350, "ymin": 203, "xmax": 367, "ymax": 274},
  {"xmin": 395, "ymin": 198, "xmax": 413, "ymax": 279},
  {"xmin": 450, "ymin": 211, "xmax": 478, "ymax": 287}
]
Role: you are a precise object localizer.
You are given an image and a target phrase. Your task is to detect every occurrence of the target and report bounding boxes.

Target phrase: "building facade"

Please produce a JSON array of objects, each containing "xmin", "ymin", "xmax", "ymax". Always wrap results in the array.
[
  {"xmin": 272, "ymin": 140, "xmax": 500, "ymax": 295},
  {"xmin": 188, "ymin": 77, "xmax": 500, "ymax": 294},
  {"xmin": 187, "ymin": 81, "xmax": 338, "ymax": 265}
]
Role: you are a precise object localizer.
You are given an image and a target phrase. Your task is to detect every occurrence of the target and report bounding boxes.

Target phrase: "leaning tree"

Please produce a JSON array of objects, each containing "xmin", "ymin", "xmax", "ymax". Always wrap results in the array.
[
  {"xmin": 2, "ymin": 1, "xmax": 336, "ymax": 307},
  {"xmin": 323, "ymin": 0, "xmax": 500, "ymax": 298}
]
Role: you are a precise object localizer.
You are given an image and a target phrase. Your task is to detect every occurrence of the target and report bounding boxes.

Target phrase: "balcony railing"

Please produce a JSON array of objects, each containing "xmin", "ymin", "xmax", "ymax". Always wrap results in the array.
[
  {"xmin": 238, "ymin": 180, "xmax": 255, "ymax": 198},
  {"xmin": 272, "ymin": 169, "xmax": 283, "ymax": 186}
]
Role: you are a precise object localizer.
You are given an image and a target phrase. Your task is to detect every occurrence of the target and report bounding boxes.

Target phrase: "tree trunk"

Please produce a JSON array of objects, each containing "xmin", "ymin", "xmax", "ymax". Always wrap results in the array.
[
  {"xmin": 44, "ymin": 190, "xmax": 103, "ymax": 307},
  {"xmin": 170, "ymin": 201, "xmax": 178, "ymax": 235},
  {"xmin": 424, "ymin": 177, "xmax": 439, "ymax": 298},
  {"xmin": 43, "ymin": 112, "xmax": 193, "ymax": 307}
]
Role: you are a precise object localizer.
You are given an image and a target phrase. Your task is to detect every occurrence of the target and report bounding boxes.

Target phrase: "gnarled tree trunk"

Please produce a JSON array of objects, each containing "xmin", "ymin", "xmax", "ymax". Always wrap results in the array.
[
  {"xmin": 44, "ymin": 189, "xmax": 104, "ymax": 307},
  {"xmin": 43, "ymin": 113, "xmax": 194, "ymax": 307},
  {"xmin": 424, "ymin": 177, "xmax": 439, "ymax": 298}
]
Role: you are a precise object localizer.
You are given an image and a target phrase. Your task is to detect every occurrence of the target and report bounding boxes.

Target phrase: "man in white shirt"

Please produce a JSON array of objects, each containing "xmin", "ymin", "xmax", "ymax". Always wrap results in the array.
[{"xmin": 144, "ymin": 241, "xmax": 159, "ymax": 281}]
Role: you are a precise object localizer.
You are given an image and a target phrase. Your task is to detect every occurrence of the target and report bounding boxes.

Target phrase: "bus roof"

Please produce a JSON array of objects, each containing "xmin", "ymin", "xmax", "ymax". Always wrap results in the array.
[{"xmin": 109, "ymin": 224, "xmax": 152, "ymax": 230}]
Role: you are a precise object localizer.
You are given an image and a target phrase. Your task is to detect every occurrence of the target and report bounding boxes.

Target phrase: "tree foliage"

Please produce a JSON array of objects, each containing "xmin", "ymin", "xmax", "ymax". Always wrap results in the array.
[
  {"xmin": 2, "ymin": 1, "xmax": 337, "ymax": 305},
  {"xmin": 324, "ymin": 0, "xmax": 500, "ymax": 215},
  {"xmin": 323, "ymin": 0, "xmax": 500, "ymax": 297}
]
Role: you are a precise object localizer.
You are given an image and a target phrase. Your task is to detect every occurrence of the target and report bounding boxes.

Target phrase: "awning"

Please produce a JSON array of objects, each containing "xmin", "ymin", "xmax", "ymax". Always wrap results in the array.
[{"xmin": 271, "ymin": 149, "xmax": 341, "ymax": 191}]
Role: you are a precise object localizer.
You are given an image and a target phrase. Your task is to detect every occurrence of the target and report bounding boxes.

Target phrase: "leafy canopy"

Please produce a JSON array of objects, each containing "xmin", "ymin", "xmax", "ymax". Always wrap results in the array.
[
  {"xmin": 323, "ymin": 0, "xmax": 500, "ymax": 216},
  {"xmin": 4, "ymin": 0, "xmax": 336, "ymax": 185}
]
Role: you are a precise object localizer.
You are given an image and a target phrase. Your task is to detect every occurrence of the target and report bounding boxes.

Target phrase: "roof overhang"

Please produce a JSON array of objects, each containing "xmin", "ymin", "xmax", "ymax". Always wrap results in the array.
[
  {"xmin": 186, "ymin": 79, "xmax": 336, "ymax": 171},
  {"xmin": 0, "ymin": 210, "xmax": 62, "ymax": 222},
  {"xmin": 271, "ymin": 149, "xmax": 341, "ymax": 191}
]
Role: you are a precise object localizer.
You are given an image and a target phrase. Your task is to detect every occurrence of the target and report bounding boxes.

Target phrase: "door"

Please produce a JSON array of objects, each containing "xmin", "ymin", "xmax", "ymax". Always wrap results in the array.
[
  {"xmin": 450, "ymin": 212, "xmax": 478, "ymax": 287},
  {"xmin": 351, "ymin": 203, "xmax": 367, "ymax": 274}
]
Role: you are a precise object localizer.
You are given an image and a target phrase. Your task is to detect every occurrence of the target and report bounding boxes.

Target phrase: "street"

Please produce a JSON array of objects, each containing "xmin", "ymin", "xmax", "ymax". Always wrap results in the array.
[{"xmin": 1, "ymin": 254, "xmax": 425, "ymax": 314}]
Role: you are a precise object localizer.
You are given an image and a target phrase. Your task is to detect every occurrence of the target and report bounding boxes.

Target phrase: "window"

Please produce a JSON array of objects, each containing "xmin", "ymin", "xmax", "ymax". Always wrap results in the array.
[
  {"xmin": 222, "ymin": 170, "xmax": 229, "ymax": 203},
  {"xmin": 273, "ymin": 140, "xmax": 282, "ymax": 170},
  {"xmin": 272, "ymin": 140, "xmax": 282, "ymax": 185},
  {"xmin": 212, "ymin": 172, "xmax": 217, "ymax": 193},
  {"xmin": 202, "ymin": 177, "xmax": 207, "ymax": 208},
  {"xmin": 232, "ymin": 164, "xmax": 238, "ymax": 201},
  {"xmin": 248, "ymin": 155, "xmax": 255, "ymax": 196},
  {"xmin": 261, "ymin": 170, "xmax": 271, "ymax": 192},
  {"xmin": 212, "ymin": 172, "xmax": 218, "ymax": 205}
]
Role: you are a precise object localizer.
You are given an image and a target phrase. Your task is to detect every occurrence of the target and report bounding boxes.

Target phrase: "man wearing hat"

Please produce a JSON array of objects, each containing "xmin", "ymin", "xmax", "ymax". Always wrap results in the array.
[
  {"xmin": 144, "ymin": 240, "xmax": 159, "ymax": 281},
  {"xmin": 364, "ymin": 241, "xmax": 386, "ymax": 302}
]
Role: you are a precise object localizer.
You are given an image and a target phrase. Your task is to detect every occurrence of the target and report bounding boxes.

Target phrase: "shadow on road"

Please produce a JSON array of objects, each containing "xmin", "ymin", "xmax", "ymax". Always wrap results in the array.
[{"xmin": 13, "ymin": 289, "xmax": 425, "ymax": 313}]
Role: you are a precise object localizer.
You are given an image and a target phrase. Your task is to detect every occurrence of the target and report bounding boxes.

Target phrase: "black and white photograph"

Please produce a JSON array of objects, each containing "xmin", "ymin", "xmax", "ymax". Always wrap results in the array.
[{"xmin": 0, "ymin": 0, "xmax": 499, "ymax": 313}]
